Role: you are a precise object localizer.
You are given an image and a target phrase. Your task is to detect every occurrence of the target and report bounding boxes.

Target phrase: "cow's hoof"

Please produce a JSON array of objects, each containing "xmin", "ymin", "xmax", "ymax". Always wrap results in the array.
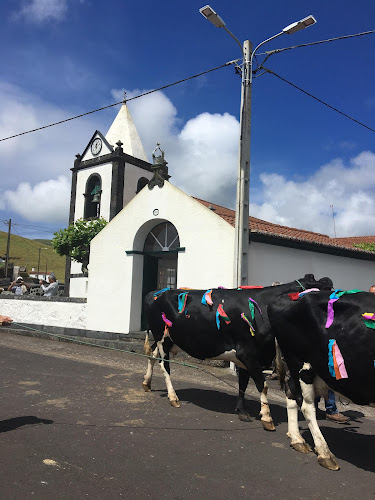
[
  {"xmin": 318, "ymin": 455, "xmax": 340, "ymax": 471},
  {"xmin": 291, "ymin": 442, "xmax": 312, "ymax": 454},
  {"xmin": 170, "ymin": 400, "xmax": 181, "ymax": 408},
  {"xmin": 262, "ymin": 420, "xmax": 276, "ymax": 431},
  {"xmin": 237, "ymin": 413, "xmax": 253, "ymax": 422},
  {"xmin": 142, "ymin": 383, "xmax": 151, "ymax": 392}
]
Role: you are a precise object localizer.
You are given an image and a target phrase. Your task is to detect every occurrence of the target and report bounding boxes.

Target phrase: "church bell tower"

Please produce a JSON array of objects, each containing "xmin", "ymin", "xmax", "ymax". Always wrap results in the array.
[{"xmin": 66, "ymin": 100, "xmax": 153, "ymax": 295}]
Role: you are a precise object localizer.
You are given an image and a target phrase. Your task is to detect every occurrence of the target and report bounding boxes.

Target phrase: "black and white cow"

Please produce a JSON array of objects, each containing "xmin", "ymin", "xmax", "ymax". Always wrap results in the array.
[
  {"xmin": 142, "ymin": 274, "xmax": 333, "ymax": 431},
  {"xmin": 268, "ymin": 290, "xmax": 375, "ymax": 470}
]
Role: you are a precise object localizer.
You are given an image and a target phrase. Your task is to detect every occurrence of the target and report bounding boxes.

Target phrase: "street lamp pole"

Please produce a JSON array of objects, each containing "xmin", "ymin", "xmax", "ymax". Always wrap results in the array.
[
  {"xmin": 199, "ymin": 6, "xmax": 316, "ymax": 287},
  {"xmin": 37, "ymin": 247, "xmax": 48, "ymax": 280}
]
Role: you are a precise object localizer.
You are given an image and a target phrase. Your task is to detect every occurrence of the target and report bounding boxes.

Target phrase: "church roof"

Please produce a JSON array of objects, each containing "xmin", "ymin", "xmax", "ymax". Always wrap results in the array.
[
  {"xmin": 105, "ymin": 103, "xmax": 148, "ymax": 162},
  {"xmin": 194, "ymin": 197, "xmax": 375, "ymax": 255}
]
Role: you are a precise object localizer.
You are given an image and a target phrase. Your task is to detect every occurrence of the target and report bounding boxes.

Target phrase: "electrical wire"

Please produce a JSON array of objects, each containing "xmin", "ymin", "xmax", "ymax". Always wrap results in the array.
[
  {"xmin": 259, "ymin": 29, "xmax": 375, "ymax": 55},
  {"xmin": 263, "ymin": 67, "xmax": 375, "ymax": 134},
  {"xmin": 0, "ymin": 61, "xmax": 236, "ymax": 143}
]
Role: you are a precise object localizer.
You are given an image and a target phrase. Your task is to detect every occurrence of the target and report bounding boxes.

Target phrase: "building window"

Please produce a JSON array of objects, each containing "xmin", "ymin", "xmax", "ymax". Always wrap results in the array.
[
  {"xmin": 84, "ymin": 174, "xmax": 102, "ymax": 219},
  {"xmin": 136, "ymin": 177, "xmax": 149, "ymax": 194},
  {"xmin": 143, "ymin": 222, "xmax": 180, "ymax": 252}
]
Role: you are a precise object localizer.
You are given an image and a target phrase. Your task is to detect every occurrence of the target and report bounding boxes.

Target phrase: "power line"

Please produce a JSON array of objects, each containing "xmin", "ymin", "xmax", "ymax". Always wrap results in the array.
[
  {"xmin": 261, "ymin": 29, "xmax": 375, "ymax": 55},
  {"xmin": 263, "ymin": 67, "xmax": 375, "ymax": 134},
  {"xmin": 0, "ymin": 61, "xmax": 236, "ymax": 143}
]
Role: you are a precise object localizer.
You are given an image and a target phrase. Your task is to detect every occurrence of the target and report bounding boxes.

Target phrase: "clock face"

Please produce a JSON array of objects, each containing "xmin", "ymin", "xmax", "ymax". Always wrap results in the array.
[{"xmin": 91, "ymin": 138, "xmax": 102, "ymax": 155}]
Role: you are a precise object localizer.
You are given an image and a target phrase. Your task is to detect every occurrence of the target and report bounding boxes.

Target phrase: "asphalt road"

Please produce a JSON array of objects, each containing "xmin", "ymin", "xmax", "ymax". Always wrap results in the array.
[{"xmin": 0, "ymin": 331, "xmax": 374, "ymax": 500}]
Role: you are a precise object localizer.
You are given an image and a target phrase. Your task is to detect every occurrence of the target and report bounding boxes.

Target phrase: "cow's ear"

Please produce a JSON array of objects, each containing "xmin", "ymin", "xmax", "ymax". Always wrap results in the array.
[
  {"xmin": 318, "ymin": 277, "xmax": 333, "ymax": 290},
  {"xmin": 304, "ymin": 274, "xmax": 315, "ymax": 280}
]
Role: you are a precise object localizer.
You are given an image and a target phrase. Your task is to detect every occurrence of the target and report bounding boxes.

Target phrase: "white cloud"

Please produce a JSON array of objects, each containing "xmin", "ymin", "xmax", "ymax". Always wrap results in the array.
[
  {"xmin": 2, "ymin": 81, "xmax": 375, "ymax": 238},
  {"xmin": 1, "ymin": 176, "xmax": 70, "ymax": 224},
  {"xmin": 250, "ymin": 151, "xmax": 375, "ymax": 237},
  {"xmin": 113, "ymin": 88, "xmax": 239, "ymax": 207},
  {"xmin": 14, "ymin": 0, "xmax": 67, "ymax": 23}
]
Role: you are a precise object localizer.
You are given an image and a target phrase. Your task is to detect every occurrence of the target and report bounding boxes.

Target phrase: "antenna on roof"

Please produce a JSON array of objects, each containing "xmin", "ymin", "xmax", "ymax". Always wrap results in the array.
[{"xmin": 330, "ymin": 204, "xmax": 337, "ymax": 238}]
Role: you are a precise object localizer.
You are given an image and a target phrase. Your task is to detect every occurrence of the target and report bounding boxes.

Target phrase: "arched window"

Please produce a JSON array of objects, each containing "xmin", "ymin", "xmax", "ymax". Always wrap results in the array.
[
  {"xmin": 84, "ymin": 174, "xmax": 102, "ymax": 220},
  {"xmin": 136, "ymin": 177, "xmax": 149, "ymax": 194},
  {"xmin": 143, "ymin": 222, "xmax": 180, "ymax": 252}
]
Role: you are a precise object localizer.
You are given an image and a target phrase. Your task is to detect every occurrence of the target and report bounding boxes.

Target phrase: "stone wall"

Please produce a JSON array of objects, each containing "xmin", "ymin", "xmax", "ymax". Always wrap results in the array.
[{"xmin": 0, "ymin": 295, "xmax": 87, "ymax": 330}]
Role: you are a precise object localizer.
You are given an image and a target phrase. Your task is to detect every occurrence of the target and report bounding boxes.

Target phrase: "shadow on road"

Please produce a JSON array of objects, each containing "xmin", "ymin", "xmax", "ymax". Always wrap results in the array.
[
  {"xmin": 0, "ymin": 416, "xmax": 54, "ymax": 433},
  {"xmin": 172, "ymin": 387, "xmax": 288, "ymax": 426},
  {"xmin": 301, "ymin": 424, "xmax": 375, "ymax": 473}
]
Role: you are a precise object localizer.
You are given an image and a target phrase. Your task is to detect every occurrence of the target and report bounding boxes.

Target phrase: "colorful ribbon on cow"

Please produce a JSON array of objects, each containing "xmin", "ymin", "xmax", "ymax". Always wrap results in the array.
[
  {"xmin": 161, "ymin": 312, "xmax": 172, "ymax": 336},
  {"xmin": 178, "ymin": 292, "xmax": 188, "ymax": 313},
  {"xmin": 328, "ymin": 339, "xmax": 348, "ymax": 379},
  {"xmin": 362, "ymin": 312, "xmax": 375, "ymax": 329},
  {"xmin": 238, "ymin": 286, "xmax": 264, "ymax": 290},
  {"xmin": 325, "ymin": 289, "xmax": 363, "ymax": 328},
  {"xmin": 241, "ymin": 313, "xmax": 255, "ymax": 336},
  {"xmin": 289, "ymin": 288, "xmax": 321, "ymax": 301},
  {"xmin": 248, "ymin": 297, "xmax": 262, "ymax": 321},
  {"xmin": 216, "ymin": 304, "xmax": 231, "ymax": 329},
  {"xmin": 153, "ymin": 287, "xmax": 170, "ymax": 300},
  {"xmin": 201, "ymin": 289, "xmax": 213, "ymax": 307}
]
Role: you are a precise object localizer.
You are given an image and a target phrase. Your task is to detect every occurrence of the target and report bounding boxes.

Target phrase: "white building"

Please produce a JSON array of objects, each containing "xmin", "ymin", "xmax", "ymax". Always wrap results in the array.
[{"xmin": 65, "ymin": 101, "xmax": 375, "ymax": 335}]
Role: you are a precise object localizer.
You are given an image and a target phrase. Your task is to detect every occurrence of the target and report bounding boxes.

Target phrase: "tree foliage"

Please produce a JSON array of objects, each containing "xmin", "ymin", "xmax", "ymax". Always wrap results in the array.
[
  {"xmin": 52, "ymin": 218, "xmax": 108, "ymax": 264},
  {"xmin": 353, "ymin": 242, "xmax": 375, "ymax": 252}
]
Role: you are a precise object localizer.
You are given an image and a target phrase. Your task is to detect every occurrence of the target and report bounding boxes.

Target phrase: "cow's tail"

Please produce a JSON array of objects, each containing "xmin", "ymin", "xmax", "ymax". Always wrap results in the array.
[
  {"xmin": 144, "ymin": 331, "xmax": 153, "ymax": 358},
  {"xmin": 275, "ymin": 339, "xmax": 287, "ymax": 391}
]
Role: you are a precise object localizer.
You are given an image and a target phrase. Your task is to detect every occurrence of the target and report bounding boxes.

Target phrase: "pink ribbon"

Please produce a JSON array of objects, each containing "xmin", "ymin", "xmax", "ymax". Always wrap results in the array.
[{"xmin": 325, "ymin": 298, "xmax": 338, "ymax": 328}]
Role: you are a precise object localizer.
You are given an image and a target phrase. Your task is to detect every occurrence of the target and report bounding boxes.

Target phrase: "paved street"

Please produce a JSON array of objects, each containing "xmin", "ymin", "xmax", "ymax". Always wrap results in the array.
[{"xmin": 0, "ymin": 331, "xmax": 374, "ymax": 499}]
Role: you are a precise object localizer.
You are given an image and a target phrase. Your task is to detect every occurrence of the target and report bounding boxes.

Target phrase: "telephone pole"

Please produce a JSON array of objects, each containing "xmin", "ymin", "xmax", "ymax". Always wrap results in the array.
[{"xmin": 4, "ymin": 219, "xmax": 11, "ymax": 279}]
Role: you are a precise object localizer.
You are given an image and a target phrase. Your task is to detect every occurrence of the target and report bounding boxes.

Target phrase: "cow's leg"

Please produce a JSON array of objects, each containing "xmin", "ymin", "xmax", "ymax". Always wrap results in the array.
[
  {"xmin": 235, "ymin": 368, "xmax": 252, "ymax": 422},
  {"xmin": 142, "ymin": 342, "xmax": 158, "ymax": 392},
  {"xmin": 259, "ymin": 381, "xmax": 276, "ymax": 431},
  {"xmin": 286, "ymin": 397, "xmax": 312, "ymax": 454},
  {"xmin": 299, "ymin": 365, "xmax": 339, "ymax": 470},
  {"xmin": 238, "ymin": 353, "xmax": 276, "ymax": 431},
  {"xmin": 157, "ymin": 339, "xmax": 180, "ymax": 408}
]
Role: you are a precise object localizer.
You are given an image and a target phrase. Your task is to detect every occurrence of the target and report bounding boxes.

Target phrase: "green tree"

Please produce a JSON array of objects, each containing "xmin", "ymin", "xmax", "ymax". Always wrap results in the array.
[
  {"xmin": 353, "ymin": 242, "xmax": 375, "ymax": 252},
  {"xmin": 52, "ymin": 218, "xmax": 108, "ymax": 274}
]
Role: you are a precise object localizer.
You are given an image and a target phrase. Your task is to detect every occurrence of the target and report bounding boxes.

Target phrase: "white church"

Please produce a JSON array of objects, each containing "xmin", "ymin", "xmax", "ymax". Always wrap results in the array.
[{"xmin": 66, "ymin": 100, "xmax": 375, "ymax": 335}]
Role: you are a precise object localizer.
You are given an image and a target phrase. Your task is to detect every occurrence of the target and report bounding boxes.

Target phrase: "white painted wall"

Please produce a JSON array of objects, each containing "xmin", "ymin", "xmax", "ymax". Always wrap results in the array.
[
  {"xmin": 0, "ymin": 299, "xmax": 87, "ymax": 329},
  {"xmin": 86, "ymin": 182, "xmax": 235, "ymax": 334},
  {"xmin": 74, "ymin": 163, "xmax": 113, "ymax": 222},
  {"xmin": 69, "ymin": 276, "xmax": 89, "ymax": 298},
  {"xmin": 123, "ymin": 163, "xmax": 152, "ymax": 206},
  {"xmin": 248, "ymin": 241, "xmax": 375, "ymax": 290}
]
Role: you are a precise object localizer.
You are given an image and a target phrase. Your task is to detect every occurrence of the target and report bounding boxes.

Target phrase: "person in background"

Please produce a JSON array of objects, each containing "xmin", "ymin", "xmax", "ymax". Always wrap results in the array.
[
  {"xmin": 315, "ymin": 390, "xmax": 350, "ymax": 424},
  {"xmin": 8, "ymin": 277, "xmax": 28, "ymax": 295},
  {"xmin": 369, "ymin": 285, "xmax": 375, "ymax": 294},
  {"xmin": 40, "ymin": 273, "xmax": 58, "ymax": 297}
]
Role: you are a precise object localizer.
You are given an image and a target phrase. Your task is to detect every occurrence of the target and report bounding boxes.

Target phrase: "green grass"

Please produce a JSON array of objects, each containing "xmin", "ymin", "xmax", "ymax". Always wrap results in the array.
[{"xmin": 0, "ymin": 231, "xmax": 66, "ymax": 282}]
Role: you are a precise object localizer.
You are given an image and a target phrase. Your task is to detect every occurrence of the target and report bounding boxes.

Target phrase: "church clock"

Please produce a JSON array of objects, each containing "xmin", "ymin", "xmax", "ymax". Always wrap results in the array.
[{"xmin": 91, "ymin": 138, "xmax": 102, "ymax": 155}]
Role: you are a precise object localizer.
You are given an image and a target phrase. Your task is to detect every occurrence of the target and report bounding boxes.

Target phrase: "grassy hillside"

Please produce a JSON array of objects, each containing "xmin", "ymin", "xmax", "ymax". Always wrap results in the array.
[{"xmin": 0, "ymin": 231, "xmax": 66, "ymax": 282}]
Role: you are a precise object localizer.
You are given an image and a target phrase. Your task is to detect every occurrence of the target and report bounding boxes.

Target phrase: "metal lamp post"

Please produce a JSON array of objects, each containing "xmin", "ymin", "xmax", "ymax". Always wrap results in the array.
[
  {"xmin": 37, "ymin": 247, "xmax": 48, "ymax": 280},
  {"xmin": 199, "ymin": 6, "xmax": 316, "ymax": 287}
]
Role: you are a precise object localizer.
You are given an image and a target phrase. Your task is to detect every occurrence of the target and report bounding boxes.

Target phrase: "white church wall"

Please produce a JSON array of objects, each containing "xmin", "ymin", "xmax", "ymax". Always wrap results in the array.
[
  {"xmin": 123, "ymin": 163, "xmax": 152, "ymax": 206},
  {"xmin": 74, "ymin": 163, "xmax": 113, "ymax": 222},
  {"xmin": 69, "ymin": 276, "xmax": 89, "ymax": 298},
  {"xmin": 0, "ymin": 298, "xmax": 87, "ymax": 329},
  {"xmin": 248, "ymin": 241, "xmax": 374, "ymax": 290},
  {"xmin": 85, "ymin": 182, "xmax": 235, "ymax": 334}
]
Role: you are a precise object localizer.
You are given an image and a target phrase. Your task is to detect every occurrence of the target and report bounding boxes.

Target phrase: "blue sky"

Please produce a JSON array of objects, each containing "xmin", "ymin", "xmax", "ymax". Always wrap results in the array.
[{"xmin": 1, "ymin": 0, "xmax": 375, "ymax": 240}]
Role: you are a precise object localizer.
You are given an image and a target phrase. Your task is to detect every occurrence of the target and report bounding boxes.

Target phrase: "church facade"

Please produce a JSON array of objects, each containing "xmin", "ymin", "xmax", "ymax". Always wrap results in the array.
[{"xmin": 66, "ymin": 102, "xmax": 375, "ymax": 335}]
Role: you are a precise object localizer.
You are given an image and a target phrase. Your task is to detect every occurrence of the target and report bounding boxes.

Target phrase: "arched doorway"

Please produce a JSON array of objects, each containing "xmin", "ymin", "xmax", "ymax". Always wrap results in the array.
[{"xmin": 141, "ymin": 222, "xmax": 180, "ymax": 329}]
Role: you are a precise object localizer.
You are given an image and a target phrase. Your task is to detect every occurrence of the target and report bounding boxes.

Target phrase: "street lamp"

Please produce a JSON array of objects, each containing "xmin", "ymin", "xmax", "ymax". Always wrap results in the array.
[
  {"xmin": 199, "ymin": 6, "xmax": 316, "ymax": 287},
  {"xmin": 37, "ymin": 247, "xmax": 48, "ymax": 280}
]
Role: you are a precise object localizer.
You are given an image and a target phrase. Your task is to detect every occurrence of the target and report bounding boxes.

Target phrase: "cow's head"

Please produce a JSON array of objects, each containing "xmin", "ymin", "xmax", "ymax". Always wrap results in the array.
[{"xmin": 297, "ymin": 274, "xmax": 333, "ymax": 291}]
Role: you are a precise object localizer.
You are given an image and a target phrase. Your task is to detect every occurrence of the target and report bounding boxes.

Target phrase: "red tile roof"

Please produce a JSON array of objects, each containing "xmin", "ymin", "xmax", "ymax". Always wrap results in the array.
[{"xmin": 194, "ymin": 197, "xmax": 375, "ymax": 255}]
